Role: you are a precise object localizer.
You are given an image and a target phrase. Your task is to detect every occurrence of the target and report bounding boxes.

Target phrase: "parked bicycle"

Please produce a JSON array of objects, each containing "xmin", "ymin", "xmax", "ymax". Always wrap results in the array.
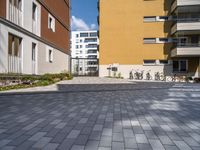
[
  {"xmin": 166, "ymin": 74, "xmax": 186, "ymax": 82},
  {"xmin": 146, "ymin": 70, "xmax": 152, "ymax": 80},
  {"xmin": 129, "ymin": 70, "xmax": 133, "ymax": 80},
  {"xmin": 154, "ymin": 72, "xmax": 165, "ymax": 81},
  {"xmin": 134, "ymin": 70, "xmax": 144, "ymax": 80}
]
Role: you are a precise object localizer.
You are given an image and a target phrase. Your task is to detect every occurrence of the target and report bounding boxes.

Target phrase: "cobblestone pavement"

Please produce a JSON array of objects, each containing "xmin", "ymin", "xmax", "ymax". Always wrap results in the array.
[{"xmin": 0, "ymin": 82, "xmax": 200, "ymax": 150}]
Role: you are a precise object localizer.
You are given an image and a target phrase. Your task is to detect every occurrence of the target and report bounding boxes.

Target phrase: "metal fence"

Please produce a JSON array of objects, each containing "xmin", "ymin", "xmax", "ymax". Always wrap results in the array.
[{"xmin": 71, "ymin": 58, "xmax": 99, "ymax": 76}]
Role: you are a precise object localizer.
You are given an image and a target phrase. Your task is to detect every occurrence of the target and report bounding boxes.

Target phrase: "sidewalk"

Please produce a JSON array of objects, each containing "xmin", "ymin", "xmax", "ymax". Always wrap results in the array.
[{"xmin": 0, "ymin": 77, "xmax": 135, "ymax": 94}]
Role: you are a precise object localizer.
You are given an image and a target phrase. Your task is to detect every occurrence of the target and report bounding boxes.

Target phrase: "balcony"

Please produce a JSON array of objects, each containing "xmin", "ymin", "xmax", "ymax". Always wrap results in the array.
[
  {"xmin": 171, "ymin": 18, "xmax": 200, "ymax": 34},
  {"xmin": 171, "ymin": 0, "xmax": 200, "ymax": 12},
  {"xmin": 171, "ymin": 43, "xmax": 200, "ymax": 57}
]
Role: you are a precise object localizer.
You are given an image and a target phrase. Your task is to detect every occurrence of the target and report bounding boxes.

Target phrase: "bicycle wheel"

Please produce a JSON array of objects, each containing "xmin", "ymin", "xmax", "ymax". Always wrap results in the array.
[
  {"xmin": 160, "ymin": 74, "xmax": 165, "ymax": 81},
  {"xmin": 166, "ymin": 76, "xmax": 173, "ymax": 82}
]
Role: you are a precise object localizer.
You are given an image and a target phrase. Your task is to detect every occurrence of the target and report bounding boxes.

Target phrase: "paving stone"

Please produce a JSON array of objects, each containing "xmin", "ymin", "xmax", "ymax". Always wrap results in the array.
[
  {"xmin": 93, "ymin": 124, "xmax": 103, "ymax": 131},
  {"xmin": 8, "ymin": 135, "xmax": 30, "ymax": 146},
  {"xmin": 102, "ymin": 128, "xmax": 112, "ymax": 136},
  {"xmin": 138, "ymin": 143, "xmax": 152, "ymax": 150},
  {"xmin": 55, "ymin": 123, "xmax": 67, "ymax": 129},
  {"xmin": 158, "ymin": 135, "xmax": 174, "ymax": 145},
  {"xmin": 164, "ymin": 145, "xmax": 179, "ymax": 150},
  {"xmin": 124, "ymin": 138, "xmax": 137, "ymax": 149},
  {"xmin": 98, "ymin": 147, "xmax": 111, "ymax": 150},
  {"xmin": 173, "ymin": 141, "xmax": 192, "ymax": 150},
  {"xmin": 74, "ymin": 134, "xmax": 89, "ymax": 145},
  {"xmin": 15, "ymin": 140, "xmax": 35, "ymax": 150},
  {"xmin": 43, "ymin": 143, "xmax": 59, "ymax": 150},
  {"xmin": 51, "ymin": 133, "xmax": 66, "ymax": 143},
  {"xmin": 1, "ymin": 146, "xmax": 15, "ymax": 150},
  {"xmin": 149, "ymin": 139, "xmax": 165, "ymax": 150},
  {"xmin": 67, "ymin": 130, "xmax": 80, "ymax": 139},
  {"xmin": 57, "ymin": 138, "xmax": 75, "ymax": 150},
  {"xmin": 135, "ymin": 134, "xmax": 148, "ymax": 144},
  {"xmin": 123, "ymin": 129, "xmax": 134, "ymax": 138},
  {"xmin": 32, "ymin": 137, "xmax": 51, "ymax": 148},
  {"xmin": 85, "ymin": 140, "xmax": 99, "ymax": 150},
  {"xmin": 89, "ymin": 131, "xmax": 102, "ymax": 140},
  {"xmin": 71, "ymin": 145, "xmax": 85, "ymax": 150},
  {"xmin": 0, "ymin": 140, "xmax": 11, "ymax": 148},
  {"xmin": 99, "ymin": 136, "xmax": 112, "ymax": 147},
  {"xmin": 29, "ymin": 132, "xmax": 46, "ymax": 141},
  {"xmin": 112, "ymin": 142, "xmax": 124, "ymax": 150},
  {"xmin": 113, "ymin": 133, "xmax": 124, "ymax": 142}
]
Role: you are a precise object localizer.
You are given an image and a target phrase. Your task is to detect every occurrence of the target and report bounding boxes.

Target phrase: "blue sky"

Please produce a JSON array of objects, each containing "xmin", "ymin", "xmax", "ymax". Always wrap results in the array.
[{"xmin": 71, "ymin": 0, "xmax": 98, "ymax": 31}]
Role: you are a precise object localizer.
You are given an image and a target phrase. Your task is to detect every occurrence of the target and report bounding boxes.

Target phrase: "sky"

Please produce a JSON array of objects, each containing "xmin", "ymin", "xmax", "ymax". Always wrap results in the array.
[{"xmin": 71, "ymin": 0, "xmax": 98, "ymax": 31}]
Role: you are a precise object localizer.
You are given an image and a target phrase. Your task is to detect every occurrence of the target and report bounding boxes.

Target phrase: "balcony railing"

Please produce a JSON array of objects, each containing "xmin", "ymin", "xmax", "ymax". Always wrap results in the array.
[
  {"xmin": 176, "ymin": 18, "xmax": 200, "ymax": 23},
  {"xmin": 172, "ymin": 43, "xmax": 200, "ymax": 49}
]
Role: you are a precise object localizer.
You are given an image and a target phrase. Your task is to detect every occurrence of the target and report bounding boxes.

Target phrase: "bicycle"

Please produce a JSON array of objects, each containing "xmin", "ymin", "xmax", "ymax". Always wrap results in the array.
[
  {"xmin": 134, "ymin": 70, "xmax": 144, "ymax": 80},
  {"xmin": 129, "ymin": 70, "xmax": 133, "ymax": 80},
  {"xmin": 166, "ymin": 74, "xmax": 177, "ymax": 82},
  {"xmin": 154, "ymin": 72, "xmax": 165, "ymax": 81},
  {"xmin": 146, "ymin": 70, "xmax": 152, "ymax": 80}
]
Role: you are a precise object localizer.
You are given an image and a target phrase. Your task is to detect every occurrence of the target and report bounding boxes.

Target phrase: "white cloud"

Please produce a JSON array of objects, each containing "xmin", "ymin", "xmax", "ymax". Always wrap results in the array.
[{"xmin": 71, "ymin": 16, "xmax": 97, "ymax": 31}]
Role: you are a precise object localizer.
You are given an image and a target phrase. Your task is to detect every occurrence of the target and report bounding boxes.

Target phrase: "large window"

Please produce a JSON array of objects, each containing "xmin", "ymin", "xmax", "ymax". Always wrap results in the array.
[
  {"xmin": 9, "ymin": 0, "xmax": 22, "ymax": 26},
  {"xmin": 8, "ymin": 34, "xmax": 22, "ymax": 73},
  {"xmin": 173, "ymin": 60, "xmax": 187, "ymax": 72}
]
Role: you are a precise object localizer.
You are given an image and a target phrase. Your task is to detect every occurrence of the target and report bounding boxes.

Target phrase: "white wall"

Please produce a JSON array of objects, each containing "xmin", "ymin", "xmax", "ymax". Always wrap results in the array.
[
  {"xmin": 37, "ymin": 42, "xmax": 70, "ymax": 74},
  {"xmin": 0, "ymin": 23, "xmax": 70, "ymax": 74},
  {"xmin": 99, "ymin": 64, "xmax": 173, "ymax": 79},
  {"xmin": 0, "ymin": 23, "xmax": 38, "ymax": 74},
  {"xmin": 6, "ymin": 0, "xmax": 41, "ymax": 36}
]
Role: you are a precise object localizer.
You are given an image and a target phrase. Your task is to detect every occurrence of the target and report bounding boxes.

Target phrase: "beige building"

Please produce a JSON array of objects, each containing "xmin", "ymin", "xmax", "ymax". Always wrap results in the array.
[{"xmin": 98, "ymin": 0, "xmax": 200, "ymax": 79}]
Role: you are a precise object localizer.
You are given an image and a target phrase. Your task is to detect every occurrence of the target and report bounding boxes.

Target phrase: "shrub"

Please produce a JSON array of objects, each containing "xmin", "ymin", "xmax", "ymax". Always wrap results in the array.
[{"xmin": 0, "ymin": 72, "xmax": 73, "ymax": 91}]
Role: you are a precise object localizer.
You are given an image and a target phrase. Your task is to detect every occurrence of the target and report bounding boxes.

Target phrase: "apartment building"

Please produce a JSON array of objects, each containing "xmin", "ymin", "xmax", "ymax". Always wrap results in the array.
[
  {"xmin": 0, "ymin": 0, "xmax": 70, "ymax": 74},
  {"xmin": 71, "ymin": 30, "xmax": 99, "ymax": 76},
  {"xmin": 98, "ymin": 0, "xmax": 200, "ymax": 78}
]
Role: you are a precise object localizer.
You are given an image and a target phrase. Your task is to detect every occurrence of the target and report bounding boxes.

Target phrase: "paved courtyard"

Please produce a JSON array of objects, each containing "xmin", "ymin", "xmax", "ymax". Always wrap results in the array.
[{"xmin": 0, "ymin": 80, "xmax": 200, "ymax": 150}]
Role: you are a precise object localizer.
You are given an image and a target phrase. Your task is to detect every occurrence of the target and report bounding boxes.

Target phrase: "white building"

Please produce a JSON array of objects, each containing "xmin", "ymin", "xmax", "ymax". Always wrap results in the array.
[
  {"xmin": 0, "ymin": 0, "xmax": 71, "ymax": 75},
  {"xmin": 71, "ymin": 30, "xmax": 99, "ymax": 76}
]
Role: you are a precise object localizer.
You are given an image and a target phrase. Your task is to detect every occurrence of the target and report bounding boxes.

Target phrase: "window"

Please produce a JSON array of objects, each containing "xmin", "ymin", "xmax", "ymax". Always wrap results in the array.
[
  {"xmin": 80, "ymin": 45, "xmax": 82, "ymax": 48},
  {"xmin": 159, "ymin": 60, "xmax": 168, "ymax": 65},
  {"xmin": 90, "ymin": 32, "xmax": 97, "ymax": 37},
  {"xmin": 84, "ymin": 38, "xmax": 97, "ymax": 43},
  {"xmin": 8, "ymin": 33, "xmax": 22, "ymax": 73},
  {"xmin": 48, "ymin": 49, "xmax": 53, "ymax": 63},
  {"xmin": 86, "ymin": 44, "xmax": 97, "ymax": 48},
  {"xmin": 32, "ymin": 43, "xmax": 36, "ymax": 61},
  {"xmin": 173, "ymin": 60, "xmax": 187, "ymax": 72},
  {"xmin": 9, "ymin": 0, "xmax": 22, "ymax": 25},
  {"xmin": 80, "ymin": 33, "xmax": 88, "ymax": 37},
  {"xmin": 76, "ymin": 34, "xmax": 79, "ymax": 38},
  {"xmin": 159, "ymin": 38, "xmax": 169, "ymax": 43},
  {"xmin": 143, "ymin": 60, "xmax": 156, "ymax": 65},
  {"xmin": 48, "ymin": 14, "xmax": 55, "ymax": 32},
  {"xmin": 159, "ymin": 16, "xmax": 168, "ymax": 21},
  {"xmin": 144, "ymin": 16, "xmax": 156, "ymax": 22},
  {"xmin": 76, "ymin": 45, "xmax": 79, "ymax": 49},
  {"xmin": 143, "ymin": 38, "xmax": 156, "ymax": 44},
  {"xmin": 32, "ymin": 3, "xmax": 37, "ymax": 21},
  {"xmin": 32, "ymin": 43, "xmax": 37, "ymax": 74}
]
